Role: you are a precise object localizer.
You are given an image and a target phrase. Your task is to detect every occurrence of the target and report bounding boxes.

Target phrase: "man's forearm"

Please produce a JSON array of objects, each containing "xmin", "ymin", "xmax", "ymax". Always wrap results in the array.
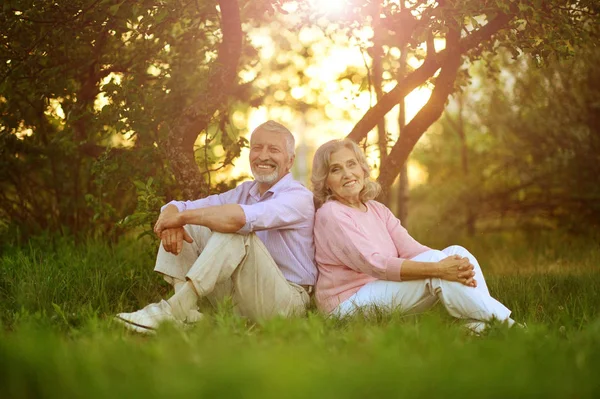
[
  {"xmin": 180, "ymin": 204, "xmax": 246, "ymax": 233},
  {"xmin": 162, "ymin": 204, "xmax": 180, "ymax": 215}
]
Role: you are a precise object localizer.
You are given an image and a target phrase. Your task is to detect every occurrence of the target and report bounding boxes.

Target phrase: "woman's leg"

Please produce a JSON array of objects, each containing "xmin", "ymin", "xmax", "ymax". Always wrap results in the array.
[
  {"xmin": 334, "ymin": 280, "xmax": 438, "ymax": 317},
  {"xmin": 334, "ymin": 249, "xmax": 448, "ymax": 317},
  {"xmin": 335, "ymin": 249, "xmax": 512, "ymax": 324},
  {"xmin": 441, "ymin": 245, "xmax": 490, "ymax": 295},
  {"xmin": 422, "ymin": 247, "xmax": 512, "ymax": 323}
]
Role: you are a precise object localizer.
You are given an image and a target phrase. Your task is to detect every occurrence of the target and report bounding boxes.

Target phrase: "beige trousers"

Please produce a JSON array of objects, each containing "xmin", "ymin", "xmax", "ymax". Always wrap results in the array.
[{"xmin": 154, "ymin": 225, "xmax": 310, "ymax": 321}]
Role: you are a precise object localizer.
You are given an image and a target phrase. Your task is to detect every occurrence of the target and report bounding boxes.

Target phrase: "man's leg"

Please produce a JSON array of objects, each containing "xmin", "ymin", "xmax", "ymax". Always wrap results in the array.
[
  {"xmin": 153, "ymin": 224, "xmax": 213, "ymax": 288},
  {"xmin": 157, "ymin": 230, "xmax": 309, "ymax": 322},
  {"xmin": 162, "ymin": 230, "xmax": 249, "ymax": 320},
  {"xmin": 118, "ymin": 226, "xmax": 245, "ymax": 329},
  {"xmin": 115, "ymin": 225, "xmax": 213, "ymax": 331},
  {"xmin": 118, "ymin": 228, "xmax": 308, "ymax": 330},
  {"xmin": 225, "ymin": 234, "xmax": 309, "ymax": 321},
  {"xmin": 179, "ymin": 233, "xmax": 308, "ymax": 321}
]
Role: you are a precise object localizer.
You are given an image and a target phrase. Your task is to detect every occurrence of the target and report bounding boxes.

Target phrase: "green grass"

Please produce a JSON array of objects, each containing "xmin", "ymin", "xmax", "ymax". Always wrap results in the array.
[{"xmin": 1, "ymin": 234, "xmax": 599, "ymax": 398}]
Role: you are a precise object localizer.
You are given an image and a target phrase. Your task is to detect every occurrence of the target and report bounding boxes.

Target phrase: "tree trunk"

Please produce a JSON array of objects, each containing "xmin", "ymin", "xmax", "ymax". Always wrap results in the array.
[
  {"xmin": 395, "ymin": 39, "xmax": 409, "ymax": 225},
  {"xmin": 347, "ymin": 13, "xmax": 511, "ymax": 193},
  {"xmin": 377, "ymin": 28, "xmax": 463, "ymax": 192},
  {"xmin": 451, "ymin": 92, "xmax": 475, "ymax": 236},
  {"xmin": 166, "ymin": 0, "xmax": 243, "ymax": 200},
  {"xmin": 372, "ymin": 3, "xmax": 388, "ymax": 205}
]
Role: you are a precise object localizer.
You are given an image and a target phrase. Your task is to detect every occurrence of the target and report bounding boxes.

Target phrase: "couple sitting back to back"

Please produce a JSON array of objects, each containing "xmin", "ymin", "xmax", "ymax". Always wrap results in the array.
[{"xmin": 116, "ymin": 121, "xmax": 514, "ymax": 334}]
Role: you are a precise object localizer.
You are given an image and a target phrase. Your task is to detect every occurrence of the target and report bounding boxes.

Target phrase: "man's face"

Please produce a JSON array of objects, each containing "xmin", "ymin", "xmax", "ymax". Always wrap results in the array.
[{"xmin": 249, "ymin": 129, "xmax": 294, "ymax": 189}]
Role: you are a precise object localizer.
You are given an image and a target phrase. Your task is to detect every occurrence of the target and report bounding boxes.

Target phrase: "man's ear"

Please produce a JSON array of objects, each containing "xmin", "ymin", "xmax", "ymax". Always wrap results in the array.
[{"xmin": 287, "ymin": 154, "xmax": 295, "ymax": 171}]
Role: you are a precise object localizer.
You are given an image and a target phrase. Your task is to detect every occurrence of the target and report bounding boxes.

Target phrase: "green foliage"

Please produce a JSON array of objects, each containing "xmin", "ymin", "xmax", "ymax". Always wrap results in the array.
[
  {"xmin": 411, "ymin": 43, "xmax": 600, "ymax": 235},
  {"xmin": 3, "ymin": 314, "xmax": 600, "ymax": 398},
  {"xmin": 0, "ymin": 0, "xmax": 263, "ymax": 238},
  {"xmin": 117, "ymin": 177, "xmax": 165, "ymax": 242},
  {"xmin": 1, "ymin": 0, "xmax": 598, "ymax": 240},
  {"xmin": 1, "ymin": 235, "xmax": 600, "ymax": 398},
  {"xmin": 0, "ymin": 237, "xmax": 164, "ymax": 329}
]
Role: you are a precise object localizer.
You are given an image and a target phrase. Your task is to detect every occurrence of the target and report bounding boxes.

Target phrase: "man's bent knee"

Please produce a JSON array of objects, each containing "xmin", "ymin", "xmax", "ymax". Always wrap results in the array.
[{"xmin": 183, "ymin": 224, "xmax": 213, "ymax": 247}]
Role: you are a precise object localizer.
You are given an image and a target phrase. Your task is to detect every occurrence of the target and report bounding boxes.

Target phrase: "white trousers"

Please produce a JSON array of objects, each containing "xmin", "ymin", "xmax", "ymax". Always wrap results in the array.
[
  {"xmin": 154, "ymin": 225, "xmax": 310, "ymax": 321},
  {"xmin": 335, "ymin": 245, "xmax": 512, "ymax": 322}
]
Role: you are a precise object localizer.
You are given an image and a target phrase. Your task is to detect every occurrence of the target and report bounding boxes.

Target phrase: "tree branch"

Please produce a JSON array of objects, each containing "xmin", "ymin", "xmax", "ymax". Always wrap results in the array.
[
  {"xmin": 178, "ymin": 0, "xmax": 243, "ymax": 149},
  {"xmin": 377, "ymin": 27, "xmax": 462, "ymax": 190},
  {"xmin": 346, "ymin": 12, "xmax": 511, "ymax": 143},
  {"xmin": 165, "ymin": 0, "xmax": 243, "ymax": 199}
]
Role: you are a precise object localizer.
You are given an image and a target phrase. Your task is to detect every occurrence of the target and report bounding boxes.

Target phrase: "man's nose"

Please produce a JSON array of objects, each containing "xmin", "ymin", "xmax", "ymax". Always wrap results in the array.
[{"xmin": 258, "ymin": 147, "xmax": 270, "ymax": 160}]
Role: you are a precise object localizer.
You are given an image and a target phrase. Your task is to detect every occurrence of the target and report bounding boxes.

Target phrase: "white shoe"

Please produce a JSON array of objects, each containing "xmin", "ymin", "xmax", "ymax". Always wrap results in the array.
[
  {"xmin": 463, "ymin": 321, "xmax": 488, "ymax": 335},
  {"xmin": 186, "ymin": 309, "xmax": 204, "ymax": 323},
  {"xmin": 115, "ymin": 300, "xmax": 182, "ymax": 333},
  {"xmin": 114, "ymin": 317, "xmax": 156, "ymax": 335},
  {"xmin": 115, "ymin": 300, "xmax": 204, "ymax": 334}
]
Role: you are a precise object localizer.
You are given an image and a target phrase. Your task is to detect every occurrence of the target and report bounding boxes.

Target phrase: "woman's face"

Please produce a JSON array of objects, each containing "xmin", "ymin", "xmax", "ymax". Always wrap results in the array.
[{"xmin": 326, "ymin": 147, "xmax": 365, "ymax": 204}]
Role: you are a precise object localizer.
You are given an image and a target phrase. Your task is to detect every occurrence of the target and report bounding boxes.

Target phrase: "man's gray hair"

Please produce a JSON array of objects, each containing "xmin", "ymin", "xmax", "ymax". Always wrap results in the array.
[{"xmin": 250, "ymin": 120, "xmax": 295, "ymax": 156}]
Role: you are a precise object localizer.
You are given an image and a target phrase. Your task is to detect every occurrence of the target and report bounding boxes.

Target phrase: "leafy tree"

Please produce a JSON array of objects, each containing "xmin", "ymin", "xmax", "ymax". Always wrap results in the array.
[
  {"xmin": 227, "ymin": 0, "xmax": 599, "ymax": 197},
  {"xmin": 0, "ymin": 0, "xmax": 278, "ymax": 237},
  {"xmin": 412, "ymin": 44, "xmax": 600, "ymax": 234},
  {"xmin": 320, "ymin": 0, "xmax": 600, "ymax": 192},
  {"xmin": 2, "ymin": 0, "xmax": 599, "ymax": 239}
]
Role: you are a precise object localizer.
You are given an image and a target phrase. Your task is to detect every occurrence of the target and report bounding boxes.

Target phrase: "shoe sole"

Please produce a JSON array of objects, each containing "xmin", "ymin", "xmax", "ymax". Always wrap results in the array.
[
  {"xmin": 114, "ymin": 316, "xmax": 157, "ymax": 335},
  {"xmin": 114, "ymin": 315, "xmax": 196, "ymax": 334}
]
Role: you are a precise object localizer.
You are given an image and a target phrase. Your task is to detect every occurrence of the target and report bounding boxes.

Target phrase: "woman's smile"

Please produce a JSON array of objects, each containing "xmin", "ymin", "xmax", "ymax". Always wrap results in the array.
[{"xmin": 326, "ymin": 147, "xmax": 366, "ymax": 208}]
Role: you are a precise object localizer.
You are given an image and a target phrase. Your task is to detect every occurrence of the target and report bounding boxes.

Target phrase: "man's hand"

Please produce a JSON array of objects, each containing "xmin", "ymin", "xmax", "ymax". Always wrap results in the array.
[
  {"xmin": 436, "ymin": 255, "xmax": 477, "ymax": 287},
  {"xmin": 160, "ymin": 227, "xmax": 193, "ymax": 255},
  {"xmin": 154, "ymin": 206, "xmax": 185, "ymax": 237},
  {"xmin": 154, "ymin": 205, "xmax": 192, "ymax": 255}
]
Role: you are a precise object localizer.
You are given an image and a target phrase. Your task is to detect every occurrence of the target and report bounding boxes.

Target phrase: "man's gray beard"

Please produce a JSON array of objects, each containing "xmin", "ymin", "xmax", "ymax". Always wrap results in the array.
[{"xmin": 252, "ymin": 167, "xmax": 279, "ymax": 184}]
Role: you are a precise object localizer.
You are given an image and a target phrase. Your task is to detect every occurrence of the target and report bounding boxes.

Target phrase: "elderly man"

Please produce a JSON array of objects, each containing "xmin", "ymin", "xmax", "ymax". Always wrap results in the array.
[{"xmin": 116, "ymin": 121, "xmax": 317, "ymax": 333}]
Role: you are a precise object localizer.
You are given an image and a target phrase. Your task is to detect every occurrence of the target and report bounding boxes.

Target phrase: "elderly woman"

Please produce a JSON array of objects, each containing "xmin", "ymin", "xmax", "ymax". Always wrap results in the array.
[{"xmin": 311, "ymin": 138, "xmax": 515, "ymax": 330}]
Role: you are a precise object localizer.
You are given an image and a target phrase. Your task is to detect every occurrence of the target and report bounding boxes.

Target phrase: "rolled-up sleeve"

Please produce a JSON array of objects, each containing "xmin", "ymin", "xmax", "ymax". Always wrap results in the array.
[
  {"xmin": 383, "ymin": 207, "xmax": 430, "ymax": 258},
  {"xmin": 237, "ymin": 190, "xmax": 314, "ymax": 234},
  {"xmin": 316, "ymin": 206, "xmax": 404, "ymax": 282},
  {"xmin": 160, "ymin": 185, "xmax": 246, "ymax": 213}
]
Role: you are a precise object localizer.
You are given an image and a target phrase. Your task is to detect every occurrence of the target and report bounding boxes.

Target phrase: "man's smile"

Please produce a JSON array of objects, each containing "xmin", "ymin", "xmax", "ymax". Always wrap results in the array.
[{"xmin": 255, "ymin": 163, "xmax": 277, "ymax": 171}]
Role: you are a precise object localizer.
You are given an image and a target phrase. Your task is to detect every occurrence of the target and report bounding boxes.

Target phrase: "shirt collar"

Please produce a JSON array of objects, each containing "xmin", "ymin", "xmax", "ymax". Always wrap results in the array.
[{"xmin": 249, "ymin": 172, "xmax": 293, "ymax": 200}]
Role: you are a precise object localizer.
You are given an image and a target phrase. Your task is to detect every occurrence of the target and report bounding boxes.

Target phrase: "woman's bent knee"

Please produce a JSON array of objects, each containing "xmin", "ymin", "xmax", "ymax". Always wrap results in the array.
[
  {"xmin": 443, "ymin": 245, "xmax": 472, "ymax": 257},
  {"xmin": 411, "ymin": 249, "xmax": 447, "ymax": 263}
]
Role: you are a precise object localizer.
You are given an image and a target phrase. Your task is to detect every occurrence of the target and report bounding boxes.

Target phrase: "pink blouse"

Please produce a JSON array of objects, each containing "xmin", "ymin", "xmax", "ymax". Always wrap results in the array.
[{"xmin": 314, "ymin": 200, "xmax": 430, "ymax": 313}]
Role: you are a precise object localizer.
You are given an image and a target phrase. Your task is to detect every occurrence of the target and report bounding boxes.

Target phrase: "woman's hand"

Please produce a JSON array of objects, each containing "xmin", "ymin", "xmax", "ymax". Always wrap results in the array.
[{"xmin": 436, "ymin": 255, "xmax": 477, "ymax": 287}]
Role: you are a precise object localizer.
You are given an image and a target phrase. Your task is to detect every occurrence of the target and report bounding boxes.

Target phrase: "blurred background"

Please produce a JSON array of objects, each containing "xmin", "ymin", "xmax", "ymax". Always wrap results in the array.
[{"xmin": 1, "ymin": 0, "xmax": 598, "ymax": 246}]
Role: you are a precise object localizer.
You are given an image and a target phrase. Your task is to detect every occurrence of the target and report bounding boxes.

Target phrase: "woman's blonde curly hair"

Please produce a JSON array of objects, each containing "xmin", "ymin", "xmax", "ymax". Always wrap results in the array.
[{"xmin": 311, "ymin": 138, "xmax": 381, "ymax": 208}]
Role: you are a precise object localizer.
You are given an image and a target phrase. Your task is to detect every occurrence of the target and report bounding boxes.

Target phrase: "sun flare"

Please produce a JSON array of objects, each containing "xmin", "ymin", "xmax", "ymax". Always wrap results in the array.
[
  {"xmin": 214, "ymin": 17, "xmax": 435, "ymax": 187},
  {"xmin": 309, "ymin": 0, "xmax": 346, "ymax": 15}
]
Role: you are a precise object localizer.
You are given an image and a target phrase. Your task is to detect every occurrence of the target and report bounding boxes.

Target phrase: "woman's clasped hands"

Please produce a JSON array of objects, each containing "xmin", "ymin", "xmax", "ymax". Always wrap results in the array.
[{"xmin": 437, "ymin": 255, "xmax": 478, "ymax": 288}]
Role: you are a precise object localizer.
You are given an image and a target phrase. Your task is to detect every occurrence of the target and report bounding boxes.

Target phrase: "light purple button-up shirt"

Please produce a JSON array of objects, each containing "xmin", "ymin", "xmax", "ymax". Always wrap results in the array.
[{"xmin": 163, "ymin": 173, "xmax": 317, "ymax": 285}]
